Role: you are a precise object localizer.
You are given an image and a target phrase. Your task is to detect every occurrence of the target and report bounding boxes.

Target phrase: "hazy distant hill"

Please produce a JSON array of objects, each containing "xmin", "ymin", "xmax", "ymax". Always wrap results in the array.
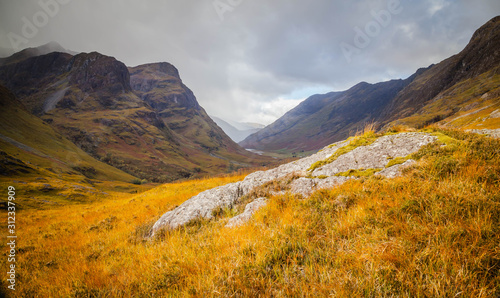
[
  {"xmin": 211, "ymin": 116, "xmax": 264, "ymax": 143},
  {"xmin": 241, "ymin": 16, "xmax": 500, "ymax": 152}
]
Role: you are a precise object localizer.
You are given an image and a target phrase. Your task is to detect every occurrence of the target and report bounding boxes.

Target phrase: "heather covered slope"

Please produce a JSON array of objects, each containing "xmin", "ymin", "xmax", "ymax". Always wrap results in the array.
[
  {"xmin": 0, "ymin": 51, "xmax": 272, "ymax": 182},
  {"xmin": 241, "ymin": 16, "xmax": 500, "ymax": 152},
  {"xmin": 0, "ymin": 84, "xmax": 145, "ymax": 208},
  {"xmin": 0, "ymin": 84, "xmax": 134, "ymax": 182}
]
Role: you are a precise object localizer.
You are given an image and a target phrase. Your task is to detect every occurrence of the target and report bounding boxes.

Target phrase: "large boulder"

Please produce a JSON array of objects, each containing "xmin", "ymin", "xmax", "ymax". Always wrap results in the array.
[{"xmin": 150, "ymin": 132, "xmax": 437, "ymax": 235}]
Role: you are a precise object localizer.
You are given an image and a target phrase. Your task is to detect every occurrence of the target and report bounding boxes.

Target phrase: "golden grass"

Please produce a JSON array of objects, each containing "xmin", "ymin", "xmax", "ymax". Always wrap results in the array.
[{"xmin": 2, "ymin": 128, "xmax": 499, "ymax": 297}]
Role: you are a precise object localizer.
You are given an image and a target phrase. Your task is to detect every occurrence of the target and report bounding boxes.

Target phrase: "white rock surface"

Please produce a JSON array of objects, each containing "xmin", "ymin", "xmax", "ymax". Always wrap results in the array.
[
  {"xmin": 150, "ymin": 132, "xmax": 436, "ymax": 235},
  {"xmin": 225, "ymin": 198, "xmax": 268, "ymax": 228}
]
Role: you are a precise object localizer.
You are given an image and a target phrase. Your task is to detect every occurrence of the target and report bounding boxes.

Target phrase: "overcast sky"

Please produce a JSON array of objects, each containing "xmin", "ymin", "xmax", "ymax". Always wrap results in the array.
[{"xmin": 0, "ymin": 1, "xmax": 499, "ymax": 124}]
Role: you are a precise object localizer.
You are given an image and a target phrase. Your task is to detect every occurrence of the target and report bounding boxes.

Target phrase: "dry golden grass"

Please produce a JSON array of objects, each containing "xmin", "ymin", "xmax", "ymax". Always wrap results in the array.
[{"xmin": 1, "ymin": 128, "xmax": 499, "ymax": 297}]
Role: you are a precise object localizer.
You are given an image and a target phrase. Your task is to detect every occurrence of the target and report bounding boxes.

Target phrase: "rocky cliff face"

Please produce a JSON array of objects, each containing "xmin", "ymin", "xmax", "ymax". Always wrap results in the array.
[
  {"xmin": 241, "ymin": 16, "xmax": 500, "ymax": 152},
  {"xmin": 130, "ymin": 62, "xmax": 199, "ymax": 111}
]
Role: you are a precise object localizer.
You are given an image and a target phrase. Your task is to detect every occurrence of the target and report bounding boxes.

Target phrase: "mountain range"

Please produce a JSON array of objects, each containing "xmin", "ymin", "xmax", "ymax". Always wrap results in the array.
[
  {"xmin": 240, "ymin": 16, "xmax": 500, "ymax": 152},
  {"xmin": 0, "ymin": 46, "xmax": 272, "ymax": 183}
]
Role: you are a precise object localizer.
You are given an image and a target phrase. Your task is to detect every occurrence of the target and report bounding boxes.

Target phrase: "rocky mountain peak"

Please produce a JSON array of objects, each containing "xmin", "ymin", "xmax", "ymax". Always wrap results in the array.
[
  {"xmin": 67, "ymin": 52, "xmax": 132, "ymax": 93},
  {"xmin": 129, "ymin": 62, "xmax": 200, "ymax": 110}
]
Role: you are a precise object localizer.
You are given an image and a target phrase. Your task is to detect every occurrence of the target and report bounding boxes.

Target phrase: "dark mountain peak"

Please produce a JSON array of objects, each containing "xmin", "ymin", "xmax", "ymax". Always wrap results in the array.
[
  {"xmin": 68, "ymin": 52, "xmax": 132, "ymax": 93},
  {"xmin": 131, "ymin": 62, "xmax": 181, "ymax": 79},
  {"xmin": 469, "ymin": 16, "xmax": 500, "ymax": 44},
  {"xmin": 353, "ymin": 81, "xmax": 371, "ymax": 88},
  {"xmin": 129, "ymin": 63, "xmax": 200, "ymax": 111},
  {"xmin": 129, "ymin": 62, "xmax": 181, "ymax": 82}
]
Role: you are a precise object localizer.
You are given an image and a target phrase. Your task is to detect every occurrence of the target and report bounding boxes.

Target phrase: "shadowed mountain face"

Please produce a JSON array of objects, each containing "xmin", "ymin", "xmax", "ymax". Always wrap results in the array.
[
  {"xmin": 0, "ymin": 52, "xmax": 271, "ymax": 182},
  {"xmin": 240, "ymin": 79, "xmax": 413, "ymax": 151},
  {"xmin": 241, "ymin": 16, "xmax": 500, "ymax": 152},
  {"xmin": 129, "ymin": 63, "xmax": 232, "ymax": 152}
]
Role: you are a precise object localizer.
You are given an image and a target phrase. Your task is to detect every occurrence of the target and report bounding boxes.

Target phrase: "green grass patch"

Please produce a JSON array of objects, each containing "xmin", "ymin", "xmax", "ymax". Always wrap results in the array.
[
  {"xmin": 309, "ymin": 131, "xmax": 380, "ymax": 172},
  {"xmin": 386, "ymin": 156, "xmax": 411, "ymax": 168}
]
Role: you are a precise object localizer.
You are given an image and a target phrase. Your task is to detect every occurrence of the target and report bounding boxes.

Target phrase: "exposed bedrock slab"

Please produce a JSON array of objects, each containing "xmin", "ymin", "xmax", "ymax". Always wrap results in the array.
[
  {"xmin": 225, "ymin": 197, "xmax": 268, "ymax": 228},
  {"xmin": 150, "ymin": 133, "xmax": 436, "ymax": 235}
]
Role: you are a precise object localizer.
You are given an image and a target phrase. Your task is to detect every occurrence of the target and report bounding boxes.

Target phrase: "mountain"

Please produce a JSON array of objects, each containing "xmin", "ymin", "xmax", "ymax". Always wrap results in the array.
[
  {"xmin": 211, "ymin": 116, "xmax": 264, "ymax": 143},
  {"xmin": 128, "ymin": 63, "xmax": 268, "ymax": 164},
  {"xmin": 241, "ymin": 16, "xmax": 500, "ymax": 152},
  {"xmin": 0, "ymin": 49, "xmax": 272, "ymax": 183},
  {"xmin": 240, "ymin": 79, "xmax": 413, "ymax": 151}
]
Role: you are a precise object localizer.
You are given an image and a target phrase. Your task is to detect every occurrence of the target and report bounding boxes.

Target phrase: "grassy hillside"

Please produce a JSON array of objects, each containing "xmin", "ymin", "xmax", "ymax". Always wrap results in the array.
[
  {"xmin": 0, "ymin": 85, "xmax": 148, "ymax": 209},
  {"xmin": 3, "ymin": 128, "xmax": 498, "ymax": 296},
  {"xmin": 391, "ymin": 66, "xmax": 500, "ymax": 130}
]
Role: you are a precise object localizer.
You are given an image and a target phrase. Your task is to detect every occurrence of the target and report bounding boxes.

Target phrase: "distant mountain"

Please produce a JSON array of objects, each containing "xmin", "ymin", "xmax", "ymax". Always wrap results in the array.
[
  {"xmin": 211, "ymin": 116, "xmax": 264, "ymax": 143},
  {"xmin": 241, "ymin": 16, "xmax": 500, "ymax": 152},
  {"xmin": 240, "ymin": 79, "xmax": 413, "ymax": 151},
  {"xmin": 0, "ymin": 41, "xmax": 76, "ymax": 66},
  {"xmin": 229, "ymin": 120, "xmax": 265, "ymax": 132},
  {"xmin": 0, "ymin": 48, "xmax": 272, "ymax": 182}
]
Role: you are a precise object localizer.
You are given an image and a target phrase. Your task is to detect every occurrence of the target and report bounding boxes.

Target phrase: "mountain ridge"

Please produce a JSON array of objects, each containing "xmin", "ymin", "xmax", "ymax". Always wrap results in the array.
[
  {"xmin": 241, "ymin": 16, "xmax": 500, "ymax": 152},
  {"xmin": 0, "ymin": 49, "xmax": 272, "ymax": 183}
]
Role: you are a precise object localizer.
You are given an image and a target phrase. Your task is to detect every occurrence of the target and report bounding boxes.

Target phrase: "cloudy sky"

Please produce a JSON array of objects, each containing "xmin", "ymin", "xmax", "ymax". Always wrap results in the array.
[{"xmin": 0, "ymin": 0, "xmax": 499, "ymax": 124}]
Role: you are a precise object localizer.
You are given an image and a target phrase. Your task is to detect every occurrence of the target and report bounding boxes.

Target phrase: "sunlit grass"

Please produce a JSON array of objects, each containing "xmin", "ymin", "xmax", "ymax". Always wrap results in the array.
[{"xmin": 2, "ymin": 128, "xmax": 499, "ymax": 297}]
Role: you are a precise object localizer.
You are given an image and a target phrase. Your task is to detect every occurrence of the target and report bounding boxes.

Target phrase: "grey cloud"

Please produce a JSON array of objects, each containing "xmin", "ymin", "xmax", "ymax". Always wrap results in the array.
[{"xmin": 0, "ymin": 0, "xmax": 499, "ymax": 124}]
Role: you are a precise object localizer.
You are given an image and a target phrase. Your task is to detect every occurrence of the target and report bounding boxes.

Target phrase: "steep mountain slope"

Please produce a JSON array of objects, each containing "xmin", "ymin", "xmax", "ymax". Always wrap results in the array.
[
  {"xmin": 0, "ymin": 84, "xmax": 135, "ymax": 182},
  {"xmin": 383, "ymin": 16, "xmax": 500, "ymax": 127},
  {"xmin": 128, "ymin": 63, "xmax": 271, "ymax": 164},
  {"xmin": 241, "ymin": 16, "xmax": 500, "ymax": 152},
  {"xmin": 241, "ymin": 78, "xmax": 412, "ymax": 151},
  {"xmin": 211, "ymin": 116, "xmax": 263, "ymax": 143},
  {"xmin": 0, "ymin": 51, "xmax": 270, "ymax": 182}
]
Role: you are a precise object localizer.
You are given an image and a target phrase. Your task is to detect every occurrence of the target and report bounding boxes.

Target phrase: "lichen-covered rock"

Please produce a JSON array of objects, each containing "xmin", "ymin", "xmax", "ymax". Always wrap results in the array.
[
  {"xmin": 466, "ymin": 129, "xmax": 500, "ymax": 139},
  {"xmin": 150, "ymin": 132, "xmax": 437, "ymax": 235},
  {"xmin": 290, "ymin": 176, "xmax": 352, "ymax": 197},
  {"xmin": 151, "ymin": 182, "xmax": 242, "ymax": 233},
  {"xmin": 225, "ymin": 198, "xmax": 268, "ymax": 228},
  {"xmin": 376, "ymin": 159, "xmax": 415, "ymax": 179},
  {"xmin": 311, "ymin": 133, "xmax": 435, "ymax": 177}
]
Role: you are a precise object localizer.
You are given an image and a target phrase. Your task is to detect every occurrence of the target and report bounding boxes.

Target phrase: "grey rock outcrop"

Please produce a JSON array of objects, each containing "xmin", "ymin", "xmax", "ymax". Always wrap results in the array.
[
  {"xmin": 150, "ymin": 132, "xmax": 436, "ymax": 235},
  {"xmin": 375, "ymin": 159, "xmax": 415, "ymax": 179},
  {"xmin": 466, "ymin": 128, "xmax": 500, "ymax": 139},
  {"xmin": 225, "ymin": 198, "xmax": 268, "ymax": 228}
]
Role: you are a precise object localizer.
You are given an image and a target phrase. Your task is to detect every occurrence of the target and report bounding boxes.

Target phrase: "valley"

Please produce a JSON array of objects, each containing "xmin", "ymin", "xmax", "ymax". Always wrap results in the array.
[{"xmin": 0, "ymin": 10, "xmax": 499, "ymax": 298}]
